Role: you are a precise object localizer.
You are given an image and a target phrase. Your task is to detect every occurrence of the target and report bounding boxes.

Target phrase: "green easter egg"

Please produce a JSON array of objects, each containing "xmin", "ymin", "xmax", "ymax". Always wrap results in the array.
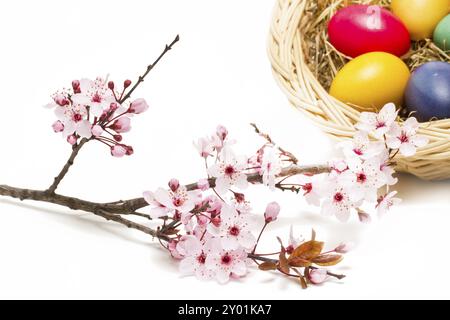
[{"xmin": 434, "ymin": 14, "xmax": 450, "ymax": 51}]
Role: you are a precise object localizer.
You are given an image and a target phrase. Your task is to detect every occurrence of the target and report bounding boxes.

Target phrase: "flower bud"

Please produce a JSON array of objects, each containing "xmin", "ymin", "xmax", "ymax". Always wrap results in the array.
[
  {"xmin": 168, "ymin": 178, "xmax": 180, "ymax": 192},
  {"xmin": 216, "ymin": 125, "xmax": 228, "ymax": 141},
  {"xmin": 234, "ymin": 192, "xmax": 245, "ymax": 204},
  {"xmin": 335, "ymin": 242, "xmax": 354, "ymax": 254},
  {"xmin": 67, "ymin": 134, "xmax": 77, "ymax": 145},
  {"xmin": 109, "ymin": 102, "xmax": 119, "ymax": 112},
  {"xmin": 128, "ymin": 98, "xmax": 149, "ymax": 114},
  {"xmin": 54, "ymin": 93, "xmax": 69, "ymax": 107},
  {"xmin": 52, "ymin": 120, "xmax": 64, "ymax": 133},
  {"xmin": 124, "ymin": 79, "xmax": 132, "ymax": 88},
  {"xmin": 308, "ymin": 269, "xmax": 327, "ymax": 285},
  {"xmin": 113, "ymin": 134, "xmax": 123, "ymax": 142},
  {"xmin": 110, "ymin": 117, "xmax": 131, "ymax": 133},
  {"xmin": 108, "ymin": 81, "xmax": 115, "ymax": 90},
  {"xmin": 264, "ymin": 201, "xmax": 280, "ymax": 223},
  {"xmin": 126, "ymin": 146, "xmax": 134, "ymax": 156},
  {"xmin": 91, "ymin": 124, "xmax": 104, "ymax": 137},
  {"xmin": 111, "ymin": 145, "xmax": 127, "ymax": 157}
]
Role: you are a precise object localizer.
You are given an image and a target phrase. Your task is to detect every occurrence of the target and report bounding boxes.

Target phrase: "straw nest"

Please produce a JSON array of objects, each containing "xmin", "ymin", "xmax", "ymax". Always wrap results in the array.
[{"xmin": 268, "ymin": 0, "xmax": 450, "ymax": 180}]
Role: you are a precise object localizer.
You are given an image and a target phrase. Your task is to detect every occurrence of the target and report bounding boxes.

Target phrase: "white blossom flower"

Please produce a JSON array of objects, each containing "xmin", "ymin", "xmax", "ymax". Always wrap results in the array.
[
  {"xmin": 321, "ymin": 182, "xmax": 360, "ymax": 222},
  {"xmin": 71, "ymin": 77, "xmax": 116, "ymax": 117},
  {"xmin": 356, "ymin": 103, "xmax": 398, "ymax": 138},
  {"xmin": 208, "ymin": 204, "xmax": 256, "ymax": 251},
  {"xmin": 260, "ymin": 147, "xmax": 282, "ymax": 190},
  {"xmin": 296, "ymin": 174, "xmax": 324, "ymax": 206},
  {"xmin": 205, "ymin": 245, "xmax": 248, "ymax": 284},
  {"xmin": 208, "ymin": 147, "xmax": 248, "ymax": 194},
  {"xmin": 339, "ymin": 131, "xmax": 384, "ymax": 161},
  {"xmin": 376, "ymin": 191, "xmax": 401, "ymax": 217},
  {"xmin": 178, "ymin": 236, "xmax": 216, "ymax": 281},
  {"xmin": 386, "ymin": 118, "xmax": 428, "ymax": 157}
]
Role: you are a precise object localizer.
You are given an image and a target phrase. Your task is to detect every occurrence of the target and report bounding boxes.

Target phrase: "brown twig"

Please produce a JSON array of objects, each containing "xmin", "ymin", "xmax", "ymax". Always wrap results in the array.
[
  {"xmin": 119, "ymin": 35, "xmax": 180, "ymax": 104},
  {"xmin": 250, "ymin": 123, "xmax": 299, "ymax": 164},
  {"xmin": 46, "ymin": 138, "xmax": 89, "ymax": 194}
]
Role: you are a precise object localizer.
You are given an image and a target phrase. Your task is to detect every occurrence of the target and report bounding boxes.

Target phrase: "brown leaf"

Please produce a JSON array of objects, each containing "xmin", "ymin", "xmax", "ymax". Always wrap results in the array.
[
  {"xmin": 162, "ymin": 228, "xmax": 180, "ymax": 235},
  {"xmin": 288, "ymin": 257, "xmax": 312, "ymax": 268},
  {"xmin": 278, "ymin": 248, "xmax": 290, "ymax": 274},
  {"xmin": 258, "ymin": 262, "xmax": 278, "ymax": 271},
  {"xmin": 289, "ymin": 240, "xmax": 324, "ymax": 262},
  {"xmin": 312, "ymin": 254, "xmax": 344, "ymax": 266}
]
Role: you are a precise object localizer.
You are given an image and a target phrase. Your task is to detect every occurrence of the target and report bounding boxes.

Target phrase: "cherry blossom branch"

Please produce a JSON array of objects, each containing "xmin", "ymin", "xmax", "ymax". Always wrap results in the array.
[
  {"xmin": 46, "ymin": 138, "xmax": 89, "ymax": 194},
  {"xmin": 119, "ymin": 34, "xmax": 180, "ymax": 104}
]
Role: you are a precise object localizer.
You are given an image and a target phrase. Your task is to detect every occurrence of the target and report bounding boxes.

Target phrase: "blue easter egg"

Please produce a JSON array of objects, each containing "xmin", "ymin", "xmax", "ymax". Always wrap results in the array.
[{"xmin": 405, "ymin": 61, "xmax": 450, "ymax": 122}]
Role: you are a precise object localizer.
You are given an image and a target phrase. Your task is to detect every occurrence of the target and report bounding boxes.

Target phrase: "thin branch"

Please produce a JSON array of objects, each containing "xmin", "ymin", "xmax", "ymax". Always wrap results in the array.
[
  {"xmin": 46, "ymin": 138, "xmax": 89, "ymax": 194},
  {"xmin": 250, "ymin": 123, "xmax": 299, "ymax": 164},
  {"xmin": 119, "ymin": 35, "xmax": 180, "ymax": 104}
]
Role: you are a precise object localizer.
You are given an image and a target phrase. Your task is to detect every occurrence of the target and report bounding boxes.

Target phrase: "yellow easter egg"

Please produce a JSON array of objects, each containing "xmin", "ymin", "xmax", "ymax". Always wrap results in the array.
[
  {"xmin": 391, "ymin": 0, "xmax": 449, "ymax": 40},
  {"xmin": 329, "ymin": 52, "xmax": 410, "ymax": 111}
]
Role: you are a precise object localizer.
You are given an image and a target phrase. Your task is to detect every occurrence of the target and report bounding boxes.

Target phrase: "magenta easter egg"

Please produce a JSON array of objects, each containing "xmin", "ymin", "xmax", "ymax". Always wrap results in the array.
[{"xmin": 328, "ymin": 4, "xmax": 411, "ymax": 58}]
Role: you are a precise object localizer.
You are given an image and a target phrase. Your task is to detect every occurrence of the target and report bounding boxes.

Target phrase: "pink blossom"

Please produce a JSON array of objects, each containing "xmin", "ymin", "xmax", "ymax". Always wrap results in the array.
[
  {"xmin": 264, "ymin": 201, "xmax": 280, "ymax": 223},
  {"xmin": 286, "ymin": 226, "xmax": 304, "ymax": 254},
  {"xmin": 321, "ymin": 183, "xmax": 359, "ymax": 222},
  {"xmin": 386, "ymin": 118, "xmax": 428, "ymax": 157},
  {"xmin": 52, "ymin": 120, "xmax": 64, "ymax": 133},
  {"xmin": 377, "ymin": 150, "xmax": 398, "ymax": 186},
  {"xmin": 356, "ymin": 103, "xmax": 398, "ymax": 139},
  {"xmin": 335, "ymin": 242, "xmax": 354, "ymax": 254},
  {"xmin": 54, "ymin": 104, "xmax": 92, "ymax": 139},
  {"xmin": 208, "ymin": 148, "xmax": 248, "ymax": 194},
  {"xmin": 178, "ymin": 236, "xmax": 216, "ymax": 280},
  {"xmin": 308, "ymin": 269, "xmax": 328, "ymax": 284},
  {"xmin": 205, "ymin": 245, "xmax": 248, "ymax": 284},
  {"xmin": 376, "ymin": 191, "xmax": 401, "ymax": 217},
  {"xmin": 208, "ymin": 204, "xmax": 256, "ymax": 251},
  {"xmin": 111, "ymin": 117, "xmax": 131, "ymax": 133},
  {"xmin": 71, "ymin": 77, "xmax": 116, "ymax": 117},
  {"xmin": 168, "ymin": 178, "xmax": 180, "ymax": 192},
  {"xmin": 111, "ymin": 145, "xmax": 127, "ymax": 157},
  {"xmin": 197, "ymin": 179, "xmax": 210, "ymax": 191},
  {"xmin": 296, "ymin": 174, "xmax": 324, "ymax": 207},
  {"xmin": 91, "ymin": 124, "xmax": 104, "ymax": 137},
  {"xmin": 340, "ymin": 157, "xmax": 386, "ymax": 203},
  {"xmin": 261, "ymin": 147, "xmax": 282, "ymax": 190},
  {"xmin": 339, "ymin": 132, "xmax": 384, "ymax": 161},
  {"xmin": 128, "ymin": 98, "xmax": 149, "ymax": 114},
  {"xmin": 143, "ymin": 191, "xmax": 171, "ymax": 219},
  {"xmin": 168, "ymin": 240, "xmax": 184, "ymax": 260},
  {"xmin": 193, "ymin": 137, "xmax": 215, "ymax": 158},
  {"xmin": 149, "ymin": 186, "xmax": 201, "ymax": 218}
]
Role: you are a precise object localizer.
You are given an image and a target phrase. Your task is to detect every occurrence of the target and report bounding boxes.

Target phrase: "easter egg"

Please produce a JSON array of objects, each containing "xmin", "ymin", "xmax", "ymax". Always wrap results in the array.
[
  {"xmin": 434, "ymin": 14, "xmax": 450, "ymax": 51},
  {"xmin": 329, "ymin": 52, "xmax": 410, "ymax": 111},
  {"xmin": 405, "ymin": 61, "xmax": 450, "ymax": 122},
  {"xmin": 391, "ymin": 0, "xmax": 449, "ymax": 40},
  {"xmin": 328, "ymin": 4, "xmax": 410, "ymax": 58}
]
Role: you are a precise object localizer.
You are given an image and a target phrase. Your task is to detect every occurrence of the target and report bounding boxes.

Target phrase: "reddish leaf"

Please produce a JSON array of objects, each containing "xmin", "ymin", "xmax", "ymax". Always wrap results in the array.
[
  {"xmin": 312, "ymin": 254, "xmax": 344, "ymax": 266},
  {"xmin": 278, "ymin": 248, "xmax": 290, "ymax": 274},
  {"xmin": 288, "ymin": 257, "xmax": 312, "ymax": 268},
  {"xmin": 258, "ymin": 262, "xmax": 278, "ymax": 271},
  {"xmin": 289, "ymin": 240, "xmax": 324, "ymax": 262}
]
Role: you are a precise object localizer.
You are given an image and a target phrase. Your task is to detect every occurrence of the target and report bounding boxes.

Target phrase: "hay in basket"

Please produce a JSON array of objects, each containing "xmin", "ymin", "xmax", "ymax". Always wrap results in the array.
[{"xmin": 268, "ymin": 0, "xmax": 450, "ymax": 180}]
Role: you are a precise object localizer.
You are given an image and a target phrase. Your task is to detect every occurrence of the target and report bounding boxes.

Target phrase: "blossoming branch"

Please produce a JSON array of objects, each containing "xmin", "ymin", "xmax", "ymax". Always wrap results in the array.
[{"xmin": 0, "ymin": 35, "xmax": 428, "ymax": 288}]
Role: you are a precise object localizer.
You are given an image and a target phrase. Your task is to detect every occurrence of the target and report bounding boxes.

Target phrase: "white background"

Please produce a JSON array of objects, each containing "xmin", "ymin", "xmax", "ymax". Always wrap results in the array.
[{"xmin": 0, "ymin": 0, "xmax": 449, "ymax": 299}]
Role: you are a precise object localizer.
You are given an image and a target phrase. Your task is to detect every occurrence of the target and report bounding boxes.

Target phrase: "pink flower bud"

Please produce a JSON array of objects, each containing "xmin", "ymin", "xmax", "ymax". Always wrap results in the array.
[
  {"xmin": 124, "ymin": 79, "xmax": 132, "ymax": 88},
  {"xmin": 128, "ymin": 98, "xmax": 149, "ymax": 114},
  {"xmin": 111, "ymin": 145, "xmax": 127, "ymax": 157},
  {"xmin": 308, "ymin": 269, "xmax": 328, "ymax": 285},
  {"xmin": 91, "ymin": 124, "xmax": 104, "ymax": 137},
  {"xmin": 125, "ymin": 146, "xmax": 134, "ymax": 156},
  {"xmin": 335, "ymin": 242, "xmax": 354, "ymax": 254},
  {"xmin": 67, "ymin": 135, "xmax": 77, "ymax": 145},
  {"xmin": 52, "ymin": 120, "xmax": 64, "ymax": 133},
  {"xmin": 113, "ymin": 134, "xmax": 123, "ymax": 142},
  {"xmin": 110, "ymin": 117, "xmax": 131, "ymax": 133},
  {"xmin": 108, "ymin": 81, "xmax": 115, "ymax": 90},
  {"xmin": 53, "ymin": 93, "xmax": 69, "ymax": 106},
  {"xmin": 72, "ymin": 80, "xmax": 80, "ymax": 92},
  {"xmin": 197, "ymin": 179, "xmax": 210, "ymax": 191},
  {"xmin": 264, "ymin": 201, "xmax": 280, "ymax": 223},
  {"xmin": 109, "ymin": 102, "xmax": 119, "ymax": 112},
  {"xmin": 168, "ymin": 179, "xmax": 180, "ymax": 192},
  {"xmin": 216, "ymin": 125, "xmax": 228, "ymax": 141},
  {"xmin": 234, "ymin": 192, "xmax": 245, "ymax": 204}
]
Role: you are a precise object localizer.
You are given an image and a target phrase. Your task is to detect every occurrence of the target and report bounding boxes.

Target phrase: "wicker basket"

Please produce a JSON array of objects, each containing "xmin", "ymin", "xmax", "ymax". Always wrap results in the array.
[{"xmin": 268, "ymin": 0, "xmax": 450, "ymax": 180}]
